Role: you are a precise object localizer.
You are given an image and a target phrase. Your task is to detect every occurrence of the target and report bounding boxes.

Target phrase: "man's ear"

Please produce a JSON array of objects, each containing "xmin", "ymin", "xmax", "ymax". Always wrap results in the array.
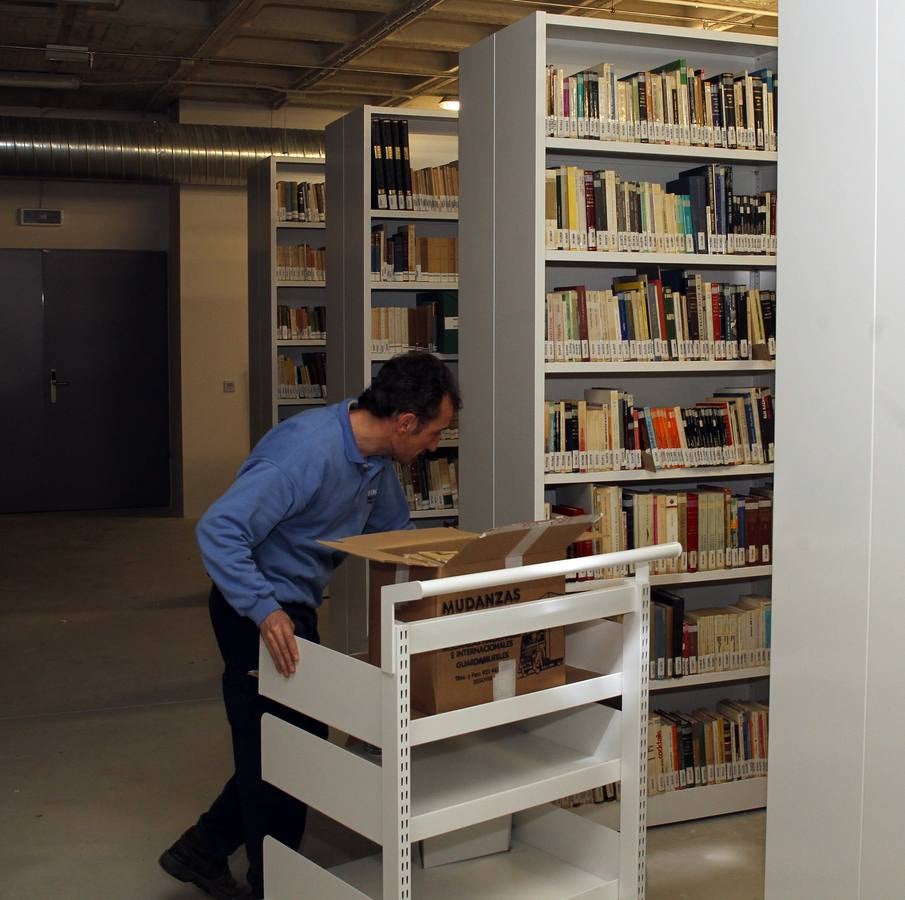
[{"xmin": 394, "ymin": 411, "xmax": 418, "ymax": 433}]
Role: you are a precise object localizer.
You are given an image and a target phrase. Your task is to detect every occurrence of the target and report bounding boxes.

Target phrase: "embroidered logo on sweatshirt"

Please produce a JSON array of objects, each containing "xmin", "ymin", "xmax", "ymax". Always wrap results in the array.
[{"xmin": 367, "ymin": 488, "xmax": 379, "ymax": 503}]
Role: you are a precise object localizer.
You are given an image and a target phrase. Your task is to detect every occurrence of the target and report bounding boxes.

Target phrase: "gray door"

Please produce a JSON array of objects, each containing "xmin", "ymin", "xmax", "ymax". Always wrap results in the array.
[{"xmin": 0, "ymin": 249, "xmax": 170, "ymax": 512}]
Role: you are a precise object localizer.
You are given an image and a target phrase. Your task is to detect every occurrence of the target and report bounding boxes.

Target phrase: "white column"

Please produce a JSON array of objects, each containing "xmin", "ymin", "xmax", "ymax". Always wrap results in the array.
[{"xmin": 766, "ymin": 1, "xmax": 905, "ymax": 896}]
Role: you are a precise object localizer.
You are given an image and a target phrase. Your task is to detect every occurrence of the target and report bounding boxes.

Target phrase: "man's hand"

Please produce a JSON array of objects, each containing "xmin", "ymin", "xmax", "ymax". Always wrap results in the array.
[{"xmin": 260, "ymin": 609, "xmax": 299, "ymax": 677}]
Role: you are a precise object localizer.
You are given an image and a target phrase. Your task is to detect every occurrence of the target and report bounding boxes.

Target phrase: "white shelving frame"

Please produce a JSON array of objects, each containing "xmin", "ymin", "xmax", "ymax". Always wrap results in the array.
[
  {"xmin": 324, "ymin": 107, "xmax": 460, "ymax": 655},
  {"xmin": 248, "ymin": 155, "xmax": 327, "ymax": 446},
  {"xmin": 261, "ymin": 542, "xmax": 681, "ymax": 900},
  {"xmin": 459, "ymin": 12, "xmax": 776, "ymax": 826}
]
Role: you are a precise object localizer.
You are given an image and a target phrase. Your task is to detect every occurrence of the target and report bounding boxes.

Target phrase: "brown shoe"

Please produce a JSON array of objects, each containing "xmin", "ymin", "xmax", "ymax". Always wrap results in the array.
[{"xmin": 159, "ymin": 829, "xmax": 253, "ymax": 900}]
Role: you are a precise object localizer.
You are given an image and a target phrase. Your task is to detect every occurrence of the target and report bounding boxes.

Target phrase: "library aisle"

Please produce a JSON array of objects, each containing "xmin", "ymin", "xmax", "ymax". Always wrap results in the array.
[{"xmin": 0, "ymin": 513, "xmax": 765, "ymax": 900}]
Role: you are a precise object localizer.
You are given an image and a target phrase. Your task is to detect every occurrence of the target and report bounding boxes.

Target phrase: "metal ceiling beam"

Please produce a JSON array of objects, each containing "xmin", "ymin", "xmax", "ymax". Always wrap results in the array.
[
  {"xmin": 143, "ymin": 0, "xmax": 260, "ymax": 110},
  {"xmin": 272, "ymin": 0, "xmax": 449, "ymax": 109}
]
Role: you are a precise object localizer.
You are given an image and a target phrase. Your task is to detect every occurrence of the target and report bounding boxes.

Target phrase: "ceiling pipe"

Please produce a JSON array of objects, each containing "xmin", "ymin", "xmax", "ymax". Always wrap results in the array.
[{"xmin": 0, "ymin": 115, "xmax": 324, "ymax": 185}]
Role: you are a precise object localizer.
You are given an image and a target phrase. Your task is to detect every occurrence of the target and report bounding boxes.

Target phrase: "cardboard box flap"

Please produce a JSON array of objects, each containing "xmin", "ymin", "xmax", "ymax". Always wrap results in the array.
[
  {"xmin": 446, "ymin": 515, "xmax": 599, "ymax": 569},
  {"xmin": 319, "ymin": 527, "xmax": 476, "ymax": 566}
]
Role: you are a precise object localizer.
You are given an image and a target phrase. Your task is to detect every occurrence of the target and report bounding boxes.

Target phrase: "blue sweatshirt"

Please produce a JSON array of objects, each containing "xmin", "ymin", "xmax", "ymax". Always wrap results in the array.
[{"xmin": 196, "ymin": 400, "xmax": 411, "ymax": 625}]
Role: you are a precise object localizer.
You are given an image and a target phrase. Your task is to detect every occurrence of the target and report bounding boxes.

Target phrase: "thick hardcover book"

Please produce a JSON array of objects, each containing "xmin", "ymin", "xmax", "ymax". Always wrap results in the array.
[
  {"xmin": 652, "ymin": 589, "xmax": 685, "ymax": 678},
  {"xmin": 379, "ymin": 118, "xmax": 399, "ymax": 210},
  {"xmin": 398, "ymin": 119, "xmax": 414, "ymax": 210},
  {"xmin": 416, "ymin": 290, "xmax": 458, "ymax": 353}
]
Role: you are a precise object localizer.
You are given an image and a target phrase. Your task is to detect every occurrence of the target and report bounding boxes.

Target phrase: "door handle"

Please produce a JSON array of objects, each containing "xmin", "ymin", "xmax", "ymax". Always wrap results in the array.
[{"xmin": 50, "ymin": 368, "xmax": 70, "ymax": 404}]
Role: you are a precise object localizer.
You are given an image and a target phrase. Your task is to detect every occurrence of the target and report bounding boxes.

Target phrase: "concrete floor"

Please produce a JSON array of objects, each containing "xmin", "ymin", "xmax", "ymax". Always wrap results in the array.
[{"xmin": 0, "ymin": 513, "xmax": 765, "ymax": 899}]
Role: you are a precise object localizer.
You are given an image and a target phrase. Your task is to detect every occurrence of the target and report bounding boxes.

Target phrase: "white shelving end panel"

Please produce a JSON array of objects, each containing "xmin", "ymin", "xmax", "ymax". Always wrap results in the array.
[
  {"xmin": 566, "ymin": 565, "xmax": 773, "ymax": 593},
  {"xmin": 615, "ymin": 561, "xmax": 649, "ymax": 899},
  {"xmin": 371, "ymin": 209, "xmax": 458, "ymax": 221},
  {"xmin": 262, "ymin": 715, "xmax": 383, "ymax": 845},
  {"xmin": 409, "ymin": 508, "xmax": 458, "ymax": 519},
  {"xmin": 514, "ymin": 804, "xmax": 620, "ymax": 888},
  {"xmin": 258, "ymin": 635, "xmax": 382, "ymax": 747},
  {"xmin": 545, "ymin": 464, "xmax": 774, "ymax": 485},
  {"xmin": 405, "ymin": 582, "xmax": 637, "ymax": 658},
  {"xmin": 545, "ymin": 361, "xmax": 776, "ymax": 374},
  {"xmin": 410, "ymin": 672, "xmax": 623, "ymax": 747},
  {"xmin": 650, "ymin": 666, "xmax": 770, "ymax": 692},
  {"xmin": 545, "ymin": 250, "xmax": 776, "ymax": 268},
  {"xmin": 264, "ymin": 837, "xmax": 370, "ymax": 900},
  {"xmin": 408, "ymin": 706, "xmax": 622, "ymax": 841},
  {"xmin": 545, "ymin": 137, "xmax": 778, "ymax": 164},
  {"xmin": 330, "ymin": 839, "xmax": 619, "ymax": 900}
]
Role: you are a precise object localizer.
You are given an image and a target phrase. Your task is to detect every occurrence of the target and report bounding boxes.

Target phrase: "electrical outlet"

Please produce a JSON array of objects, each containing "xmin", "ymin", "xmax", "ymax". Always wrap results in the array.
[{"xmin": 223, "ymin": 380, "xmax": 236, "ymax": 393}]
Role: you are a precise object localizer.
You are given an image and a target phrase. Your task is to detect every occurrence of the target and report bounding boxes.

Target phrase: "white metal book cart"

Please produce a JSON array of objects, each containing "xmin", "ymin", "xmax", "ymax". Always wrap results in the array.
[{"xmin": 259, "ymin": 542, "xmax": 681, "ymax": 900}]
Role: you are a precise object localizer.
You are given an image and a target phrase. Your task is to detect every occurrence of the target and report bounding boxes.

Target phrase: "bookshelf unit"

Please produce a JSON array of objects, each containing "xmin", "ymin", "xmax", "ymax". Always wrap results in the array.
[
  {"xmin": 262, "ymin": 543, "xmax": 681, "ymax": 899},
  {"xmin": 248, "ymin": 155, "xmax": 327, "ymax": 447},
  {"xmin": 324, "ymin": 107, "xmax": 459, "ymax": 655},
  {"xmin": 459, "ymin": 12, "xmax": 776, "ymax": 826}
]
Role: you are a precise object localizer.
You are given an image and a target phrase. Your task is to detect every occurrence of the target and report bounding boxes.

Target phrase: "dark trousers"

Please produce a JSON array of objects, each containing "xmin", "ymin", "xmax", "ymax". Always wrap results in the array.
[{"xmin": 193, "ymin": 584, "xmax": 328, "ymax": 892}]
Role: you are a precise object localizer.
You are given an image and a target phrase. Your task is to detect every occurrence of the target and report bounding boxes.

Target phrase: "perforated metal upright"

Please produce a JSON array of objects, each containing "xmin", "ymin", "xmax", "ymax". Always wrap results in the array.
[{"xmin": 260, "ymin": 542, "xmax": 680, "ymax": 899}]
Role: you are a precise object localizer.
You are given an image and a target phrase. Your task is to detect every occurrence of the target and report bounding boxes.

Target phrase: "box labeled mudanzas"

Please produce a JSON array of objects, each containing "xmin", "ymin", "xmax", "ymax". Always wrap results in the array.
[{"xmin": 320, "ymin": 516, "xmax": 595, "ymax": 714}]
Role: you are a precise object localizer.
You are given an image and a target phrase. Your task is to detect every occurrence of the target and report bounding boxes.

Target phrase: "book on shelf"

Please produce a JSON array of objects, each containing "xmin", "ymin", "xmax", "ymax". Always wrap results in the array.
[
  {"xmin": 371, "ymin": 305, "xmax": 451, "ymax": 355},
  {"xmin": 276, "ymin": 243, "xmax": 326, "ymax": 282},
  {"xmin": 544, "ymin": 165, "xmax": 776, "ymax": 255},
  {"xmin": 369, "ymin": 116, "xmax": 459, "ymax": 213},
  {"xmin": 545, "ymin": 59, "xmax": 776, "ymax": 151},
  {"xmin": 651, "ymin": 589, "xmax": 771, "ymax": 680},
  {"xmin": 370, "ymin": 223, "xmax": 458, "ymax": 282},
  {"xmin": 416, "ymin": 290, "xmax": 458, "ymax": 354},
  {"xmin": 573, "ymin": 485, "xmax": 773, "ymax": 579},
  {"xmin": 276, "ymin": 180, "xmax": 325, "ymax": 223},
  {"xmin": 276, "ymin": 304, "xmax": 325, "ymax": 341},
  {"xmin": 440, "ymin": 410, "xmax": 458, "ymax": 442},
  {"xmin": 561, "ymin": 697, "xmax": 769, "ymax": 809},
  {"xmin": 546, "ymin": 275, "xmax": 775, "ymax": 363},
  {"xmin": 277, "ymin": 351, "xmax": 327, "ymax": 399},
  {"xmin": 649, "ymin": 699, "xmax": 768, "ymax": 796},
  {"xmin": 393, "ymin": 451, "xmax": 458, "ymax": 512},
  {"xmin": 543, "ymin": 385, "xmax": 774, "ymax": 474}
]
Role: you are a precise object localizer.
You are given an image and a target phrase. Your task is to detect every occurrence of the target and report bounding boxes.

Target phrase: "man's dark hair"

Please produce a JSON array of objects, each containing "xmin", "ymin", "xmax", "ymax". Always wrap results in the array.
[{"xmin": 356, "ymin": 351, "xmax": 462, "ymax": 423}]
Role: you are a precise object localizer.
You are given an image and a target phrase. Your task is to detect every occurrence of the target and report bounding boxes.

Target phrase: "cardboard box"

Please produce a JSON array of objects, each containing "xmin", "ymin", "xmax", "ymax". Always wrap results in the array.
[
  {"xmin": 321, "ymin": 516, "xmax": 594, "ymax": 714},
  {"xmin": 419, "ymin": 816, "xmax": 511, "ymax": 869}
]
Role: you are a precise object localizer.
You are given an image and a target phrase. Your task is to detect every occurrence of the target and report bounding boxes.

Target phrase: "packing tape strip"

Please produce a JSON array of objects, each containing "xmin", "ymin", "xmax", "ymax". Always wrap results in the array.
[
  {"xmin": 504, "ymin": 521, "xmax": 549, "ymax": 568},
  {"xmin": 492, "ymin": 658, "xmax": 516, "ymax": 700}
]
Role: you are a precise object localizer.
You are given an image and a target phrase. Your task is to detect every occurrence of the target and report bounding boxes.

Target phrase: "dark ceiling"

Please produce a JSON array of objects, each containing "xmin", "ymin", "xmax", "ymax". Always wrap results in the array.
[{"xmin": 0, "ymin": 0, "xmax": 778, "ymax": 116}]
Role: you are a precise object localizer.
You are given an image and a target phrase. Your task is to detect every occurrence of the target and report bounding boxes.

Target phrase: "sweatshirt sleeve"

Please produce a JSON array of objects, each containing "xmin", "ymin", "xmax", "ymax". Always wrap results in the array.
[{"xmin": 196, "ymin": 459, "xmax": 299, "ymax": 626}]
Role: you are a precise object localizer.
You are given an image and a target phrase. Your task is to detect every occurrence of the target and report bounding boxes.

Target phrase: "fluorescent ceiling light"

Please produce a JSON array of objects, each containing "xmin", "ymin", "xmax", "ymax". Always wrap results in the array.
[
  {"xmin": 439, "ymin": 96, "xmax": 460, "ymax": 111},
  {"xmin": 46, "ymin": 44, "xmax": 92, "ymax": 64},
  {"xmin": 0, "ymin": 71, "xmax": 81, "ymax": 90}
]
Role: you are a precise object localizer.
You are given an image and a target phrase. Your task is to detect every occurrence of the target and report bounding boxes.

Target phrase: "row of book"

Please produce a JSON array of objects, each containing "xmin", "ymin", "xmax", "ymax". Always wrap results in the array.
[
  {"xmin": 556, "ymin": 485, "xmax": 772, "ymax": 581},
  {"xmin": 649, "ymin": 699, "xmax": 768, "ymax": 794},
  {"xmin": 275, "ymin": 180, "xmax": 325, "ymax": 223},
  {"xmin": 598, "ymin": 485, "xmax": 772, "ymax": 576},
  {"xmin": 276, "ymin": 305, "xmax": 325, "ymax": 341},
  {"xmin": 276, "ymin": 352, "xmax": 327, "ymax": 399},
  {"xmin": 276, "ymin": 243, "xmax": 325, "ymax": 282},
  {"xmin": 440, "ymin": 411, "xmax": 458, "ymax": 443},
  {"xmin": 371, "ymin": 292, "xmax": 458, "ymax": 355},
  {"xmin": 369, "ymin": 117, "xmax": 460, "ymax": 212},
  {"xmin": 546, "ymin": 275, "xmax": 775, "ymax": 363},
  {"xmin": 558, "ymin": 697, "xmax": 769, "ymax": 808},
  {"xmin": 544, "ymin": 386, "xmax": 774, "ymax": 474},
  {"xmin": 650, "ymin": 589, "xmax": 771, "ymax": 680},
  {"xmin": 545, "ymin": 60, "xmax": 777, "ymax": 152},
  {"xmin": 545, "ymin": 165, "xmax": 776, "ymax": 254},
  {"xmin": 393, "ymin": 453, "xmax": 459, "ymax": 512},
  {"xmin": 370, "ymin": 224, "xmax": 458, "ymax": 281}
]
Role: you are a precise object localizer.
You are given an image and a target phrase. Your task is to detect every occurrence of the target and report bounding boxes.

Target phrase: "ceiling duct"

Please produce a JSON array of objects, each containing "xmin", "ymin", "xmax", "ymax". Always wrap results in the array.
[{"xmin": 0, "ymin": 116, "xmax": 324, "ymax": 186}]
